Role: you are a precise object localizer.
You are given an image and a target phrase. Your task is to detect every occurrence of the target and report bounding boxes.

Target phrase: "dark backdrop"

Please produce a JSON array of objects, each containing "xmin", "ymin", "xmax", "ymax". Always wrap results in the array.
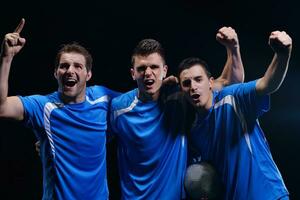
[{"xmin": 1, "ymin": 0, "xmax": 299, "ymax": 199}]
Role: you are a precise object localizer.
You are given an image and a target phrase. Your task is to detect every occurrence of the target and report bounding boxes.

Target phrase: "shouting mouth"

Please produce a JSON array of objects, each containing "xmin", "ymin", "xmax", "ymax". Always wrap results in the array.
[
  {"xmin": 63, "ymin": 77, "xmax": 78, "ymax": 88},
  {"xmin": 191, "ymin": 93, "xmax": 200, "ymax": 103},
  {"xmin": 144, "ymin": 79, "xmax": 155, "ymax": 88}
]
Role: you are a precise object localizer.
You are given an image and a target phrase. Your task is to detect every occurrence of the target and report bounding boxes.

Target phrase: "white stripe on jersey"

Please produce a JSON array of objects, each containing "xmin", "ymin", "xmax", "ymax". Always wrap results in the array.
[
  {"xmin": 214, "ymin": 95, "xmax": 252, "ymax": 154},
  {"xmin": 114, "ymin": 96, "xmax": 138, "ymax": 119},
  {"xmin": 44, "ymin": 102, "xmax": 59, "ymax": 158},
  {"xmin": 86, "ymin": 95, "xmax": 109, "ymax": 104}
]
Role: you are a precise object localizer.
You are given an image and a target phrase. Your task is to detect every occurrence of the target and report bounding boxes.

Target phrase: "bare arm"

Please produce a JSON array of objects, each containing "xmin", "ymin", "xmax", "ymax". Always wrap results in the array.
[
  {"xmin": 213, "ymin": 27, "xmax": 245, "ymax": 90},
  {"xmin": 256, "ymin": 31, "xmax": 292, "ymax": 95},
  {"xmin": 0, "ymin": 18, "xmax": 26, "ymax": 120}
]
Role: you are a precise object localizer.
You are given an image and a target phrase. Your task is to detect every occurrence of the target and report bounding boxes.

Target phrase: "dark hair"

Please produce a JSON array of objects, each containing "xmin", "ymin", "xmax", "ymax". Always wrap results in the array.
[
  {"xmin": 177, "ymin": 57, "xmax": 211, "ymax": 79},
  {"xmin": 131, "ymin": 39, "xmax": 166, "ymax": 66},
  {"xmin": 54, "ymin": 42, "xmax": 93, "ymax": 72}
]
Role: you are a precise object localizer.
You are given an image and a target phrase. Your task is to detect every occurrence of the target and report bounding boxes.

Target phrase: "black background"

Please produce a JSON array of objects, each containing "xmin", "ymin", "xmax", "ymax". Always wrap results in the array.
[{"xmin": 0, "ymin": 0, "xmax": 299, "ymax": 199}]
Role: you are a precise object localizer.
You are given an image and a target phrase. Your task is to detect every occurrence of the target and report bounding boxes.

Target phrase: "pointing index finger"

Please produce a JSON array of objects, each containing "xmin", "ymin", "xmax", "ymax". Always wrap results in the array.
[{"xmin": 14, "ymin": 18, "xmax": 25, "ymax": 33}]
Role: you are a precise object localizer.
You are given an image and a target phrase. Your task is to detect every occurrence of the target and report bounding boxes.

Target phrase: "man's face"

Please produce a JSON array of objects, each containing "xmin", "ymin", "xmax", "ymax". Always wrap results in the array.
[
  {"xmin": 54, "ymin": 52, "xmax": 92, "ymax": 103},
  {"xmin": 131, "ymin": 53, "xmax": 167, "ymax": 100},
  {"xmin": 179, "ymin": 64, "xmax": 213, "ymax": 110}
]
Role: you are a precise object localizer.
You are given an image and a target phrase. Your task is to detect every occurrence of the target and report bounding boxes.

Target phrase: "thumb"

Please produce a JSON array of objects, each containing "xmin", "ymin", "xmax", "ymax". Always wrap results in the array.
[{"xmin": 18, "ymin": 37, "xmax": 26, "ymax": 46}]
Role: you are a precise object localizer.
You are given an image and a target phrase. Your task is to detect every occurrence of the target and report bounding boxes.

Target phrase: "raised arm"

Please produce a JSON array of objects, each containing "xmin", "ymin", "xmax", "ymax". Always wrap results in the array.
[
  {"xmin": 0, "ymin": 18, "xmax": 26, "ymax": 120},
  {"xmin": 256, "ymin": 31, "xmax": 292, "ymax": 95},
  {"xmin": 213, "ymin": 27, "xmax": 245, "ymax": 90}
]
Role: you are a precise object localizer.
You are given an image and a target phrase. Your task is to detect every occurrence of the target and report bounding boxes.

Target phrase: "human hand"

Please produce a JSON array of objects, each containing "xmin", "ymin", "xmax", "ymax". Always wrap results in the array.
[
  {"xmin": 1, "ymin": 18, "xmax": 26, "ymax": 58},
  {"xmin": 269, "ymin": 31, "xmax": 292, "ymax": 55},
  {"xmin": 216, "ymin": 26, "xmax": 239, "ymax": 50},
  {"xmin": 162, "ymin": 75, "xmax": 178, "ymax": 85}
]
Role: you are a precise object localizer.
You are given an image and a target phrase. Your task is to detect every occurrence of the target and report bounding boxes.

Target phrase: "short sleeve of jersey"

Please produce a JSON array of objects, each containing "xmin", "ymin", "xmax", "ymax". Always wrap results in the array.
[
  {"xmin": 109, "ymin": 90, "xmax": 136, "ymax": 138},
  {"xmin": 19, "ymin": 95, "xmax": 46, "ymax": 138},
  {"xmin": 109, "ymin": 97, "xmax": 119, "ymax": 137},
  {"xmin": 229, "ymin": 80, "xmax": 270, "ymax": 119},
  {"xmin": 88, "ymin": 85, "xmax": 121, "ymax": 101},
  {"xmin": 107, "ymin": 100, "xmax": 118, "ymax": 142},
  {"xmin": 88, "ymin": 85, "xmax": 122, "ymax": 141},
  {"xmin": 102, "ymin": 87, "xmax": 122, "ymax": 99}
]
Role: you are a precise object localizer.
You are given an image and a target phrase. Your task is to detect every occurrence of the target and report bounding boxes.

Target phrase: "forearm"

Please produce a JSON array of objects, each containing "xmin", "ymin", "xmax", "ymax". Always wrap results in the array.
[
  {"xmin": 215, "ymin": 26, "xmax": 244, "ymax": 88},
  {"xmin": 0, "ymin": 55, "xmax": 25, "ymax": 120},
  {"xmin": 0, "ymin": 56, "xmax": 13, "ymax": 105},
  {"xmin": 256, "ymin": 53, "xmax": 290, "ymax": 95},
  {"xmin": 215, "ymin": 46, "xmax": 244, "ymax": 88},
  {"xmin": 224, "ymin": 46, "xmax": 244, "ymax": 83},
  {"xmin": 0, "ymin": 19, "xmax": 26, "ymax": 119}
]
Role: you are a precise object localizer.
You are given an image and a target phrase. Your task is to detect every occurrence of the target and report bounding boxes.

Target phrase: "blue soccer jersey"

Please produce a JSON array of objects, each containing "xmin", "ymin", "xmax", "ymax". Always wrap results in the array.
[
  {"xmin": 110, "ymin": 89, "xmax": 187, "ymax": 200},
  {"xmin": 19, "ymin": 85, "xmax": 119, "ymax": 200},
  {"xmin": 188, "ymin": 80, "xmax": 289, "ymax": 200}
]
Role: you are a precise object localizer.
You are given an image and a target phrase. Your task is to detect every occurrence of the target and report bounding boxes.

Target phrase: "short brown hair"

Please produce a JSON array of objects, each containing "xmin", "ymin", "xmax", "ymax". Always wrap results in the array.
[
  {"xmin": 54, "ymin": 42, "xmax": 93, "ymax": 72},
  {"xmin": 131, "ymin": 39, "xmax": 166, "ymax": 66},
  {"xmin": 177, "ymin": 57, "xmax": 211, "ymax": 79}
]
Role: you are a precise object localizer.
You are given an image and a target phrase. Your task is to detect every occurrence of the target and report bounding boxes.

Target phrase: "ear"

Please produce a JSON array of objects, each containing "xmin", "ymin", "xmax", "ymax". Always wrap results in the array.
[
  {"xmin": 54, "ymin": 68, "xmax": 58, "ymax": 79},
  {"xmin": 209, "ymin": 77, "xmax": 214, "ymax": 90},
  {"xmin": 86, "ymin": 71, "xmax": 92, "ymax": 81},
  {"xmin": 130, "ymin": 67, "xmax": 136, "ymax": 80},
  {"xmin": 163, "ymin": 65, "xmax": 168, "ymax": 79}
]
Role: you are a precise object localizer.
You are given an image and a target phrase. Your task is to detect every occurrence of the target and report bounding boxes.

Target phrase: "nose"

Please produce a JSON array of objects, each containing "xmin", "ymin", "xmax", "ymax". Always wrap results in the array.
[
  {"xmin": 190, "ymin": 80, "xmax": 197, "ymax": 92},
  {"xmin": 66, "ymin": 65, "xmax": 76, "ymax": 73},
  {"xmin": 144, "ymin": 66, "xmax": 152, "ymax": 76}
]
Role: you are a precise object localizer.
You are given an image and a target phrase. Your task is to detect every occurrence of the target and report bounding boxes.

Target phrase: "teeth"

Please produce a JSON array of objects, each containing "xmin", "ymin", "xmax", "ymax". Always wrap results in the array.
[
  {"xmin": 144, "ymin": 79, "xmax": 154, "ymax": 85},
  {"xmin": 64, "ymin": 78, "xmax": 77, "ymax": 87}
]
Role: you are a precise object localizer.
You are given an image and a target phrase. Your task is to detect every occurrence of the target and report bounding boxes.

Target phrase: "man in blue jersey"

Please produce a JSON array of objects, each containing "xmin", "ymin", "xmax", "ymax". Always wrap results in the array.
[
  {"xmin": 0, "ymin": 19, "xmax": 119, "ymax": 200},
  {"xmin": 178, "ymin": 30, "xmax": 292, "ymax": 200},
  {"xmin": 109, "ymin": 26, "xmax": 244, "ymax": 199}
]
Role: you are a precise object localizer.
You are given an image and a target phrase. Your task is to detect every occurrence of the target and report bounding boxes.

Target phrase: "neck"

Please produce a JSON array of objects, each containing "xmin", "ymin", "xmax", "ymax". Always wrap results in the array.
[
  {"xmin": 138, "ymin": 90, "xmax": 160, "ymax": 102},
  {"xmin": 59, "ymin": 92, "xmax": 86, "ymax": 104},
  {"xmin": 195, "ymin": 91, "xmax": 213, "ymax": 117}
]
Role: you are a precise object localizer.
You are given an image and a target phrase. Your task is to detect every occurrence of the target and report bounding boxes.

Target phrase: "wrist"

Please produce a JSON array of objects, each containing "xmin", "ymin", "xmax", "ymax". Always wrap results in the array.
[
  {"xmin": 0, "ymin": 54, "xmax": 13, "ymax": 63},
  {"xmin": 227, "ymin": 46, "xmax": 240, "ymax": 57}
]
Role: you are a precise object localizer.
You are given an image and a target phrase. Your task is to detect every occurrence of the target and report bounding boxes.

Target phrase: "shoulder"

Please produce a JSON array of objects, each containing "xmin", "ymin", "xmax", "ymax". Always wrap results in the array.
[
  {"xmin": 217, "ymin": 80, "xmax": 257, "ymax": 96},
  {"xmin": 20, "ymin": 91, "xmax": 58, "ymax": 103},
  {"xmin": 87, "ymin": 85, "xmax": 121, "ymax": 100},
  {"xmin": 87, "ymin": 85, "xmax": 112, "ymax": 95},
  {"xmin": 19, "ymin": 91, "xmax": 60, "ymax": 110},
  {"xmin": 111, "ymin": 89, "xmax": 137, "ymax": 111}
]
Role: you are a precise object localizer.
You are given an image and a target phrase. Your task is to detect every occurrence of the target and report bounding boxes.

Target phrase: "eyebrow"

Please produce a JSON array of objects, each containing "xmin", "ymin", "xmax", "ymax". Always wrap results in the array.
[
  {"xmin": 194, "ymin": 75, "xmax": 202, "ymax": 79},
  {"xmin": 73, "ymin": 62, "xmax": 84, "ymax": 66},
  {"xmin": 135, "ymin": 64, "xmax": 147, "ymax": 68},
  {"xmin": 58, "ymin": 62, "xmax": 69, "ymax": 66},
  {"xmin": 135, "ymin": 64, "xmax": 160, "ymax": 69},
  {"xmin": 182, "ymin": 75, "xmax": 202, "ymax": 80},
  {"xmin": 59, "ymin": 61, "xmax": 84, "ymax": 66}
]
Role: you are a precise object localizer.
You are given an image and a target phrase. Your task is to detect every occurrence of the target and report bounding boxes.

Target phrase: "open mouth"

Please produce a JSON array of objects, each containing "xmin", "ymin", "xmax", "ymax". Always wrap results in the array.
[
  {"xmin": 144, "ymin": 79, "xmax": 155, "ymax": 87},
  {"xmin": 191, "ymin": 93, "xmax": 200, "ymax": 101},
  {"xmin": 63, "ymin": 78, "xmax": 78, "ymax": 87}
]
